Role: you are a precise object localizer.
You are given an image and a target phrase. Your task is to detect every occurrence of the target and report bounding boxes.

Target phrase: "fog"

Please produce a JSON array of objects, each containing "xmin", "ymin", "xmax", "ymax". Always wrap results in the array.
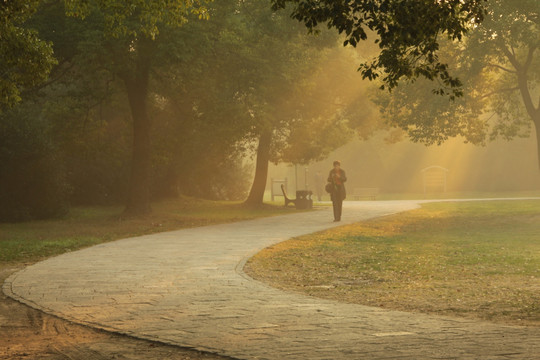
[{"xmin": 268, "ymin": 134, "xmax": 540, "ymax": 196}]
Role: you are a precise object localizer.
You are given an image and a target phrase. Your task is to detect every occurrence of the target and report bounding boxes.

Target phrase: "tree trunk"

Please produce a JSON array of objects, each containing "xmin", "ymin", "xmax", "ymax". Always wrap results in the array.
[
  {"xmin": 122, "ymin": 39, "xmax": 153, "ymax": 216},
  {"xmin": 511, "ymin": 44, "xmax": 540, "ymax": 169},
  {"xmin": 516, "ymin": 75, "xmax": 540, "ymax": 170},
  {"xmin": 244, "ymin": 130, "xmax": 272, "ymax": 206},
  {"xmin": 534, "ymin": 115, "xmax": 540, "ymax": 170},
  {"xmin": 500, "ymin": 42, "xmax": 540, "ymax": 169},
  {"xmin": 517, "ymin": 83, "xmax": 540, "ymax": 170}
]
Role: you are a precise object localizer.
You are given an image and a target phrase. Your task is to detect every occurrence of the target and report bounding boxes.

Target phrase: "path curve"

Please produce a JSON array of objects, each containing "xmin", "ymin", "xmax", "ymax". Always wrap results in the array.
[{"xmin": 4, "ymin": 200, "xmax": 540, "ymax": 359}]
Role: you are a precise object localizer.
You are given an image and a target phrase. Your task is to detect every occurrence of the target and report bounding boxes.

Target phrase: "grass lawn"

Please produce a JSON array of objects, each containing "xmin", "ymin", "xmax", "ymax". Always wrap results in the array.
[
  {"xmin": 245, "ymin": 200, "xmax": 540, "ymax": 326},
  {"xmin": 0, "ymin": 197, "xmax": 298, "ymax": 265}
]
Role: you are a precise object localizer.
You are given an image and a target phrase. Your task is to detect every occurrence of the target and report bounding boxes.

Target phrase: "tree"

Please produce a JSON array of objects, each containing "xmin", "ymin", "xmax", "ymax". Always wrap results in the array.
[
  {"xmin": 64, "ymin": 0, "xmax": 210, "ymax": 215},
  {"xmin": 0, "ymin": 1, "xmax": 126, "ymax": 221},
  {"xmin": 148, "ymin": 1, "xmax": 351, "ymax": 205},
  {"xmin": 279, "ymin": 47, "xmax": 382, "ymax": 166},
  {"xmin": 374, "ymin": 0, "xmax": 540, "ymax": 168},
  {"xmin": 218, "ymin": 1, "xmax": 348, "ymax": 206},
  {"xmin": 271, "ymin": 0, "xmax": 487, "ymax": 99},
  {"xmin": 144, "ymin": 1, "xmax": 262, "ymax": 201},
  {"xmin": 27, "ymin": 1, "xmax": 133, "ymax": 206},
  {"xmin": 0, "ymin": 0, "xmax": 56, "ymax": 111}
]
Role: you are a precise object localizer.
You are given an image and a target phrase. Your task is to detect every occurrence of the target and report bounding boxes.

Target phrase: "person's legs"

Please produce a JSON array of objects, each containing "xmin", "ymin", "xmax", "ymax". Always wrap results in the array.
[
  {"xmin": 336, "ymin": 200, "xmax": 343, "ymax": 221},
  {"xmin": 332, "ymin": 199, "xmax": 339, "ymax": 221}
]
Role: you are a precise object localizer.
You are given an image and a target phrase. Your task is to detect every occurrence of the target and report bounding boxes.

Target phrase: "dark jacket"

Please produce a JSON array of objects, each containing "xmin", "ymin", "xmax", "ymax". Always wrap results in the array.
[{"xmin": 328, "ymin": 169, "xmax": 347, "ymax": 201}]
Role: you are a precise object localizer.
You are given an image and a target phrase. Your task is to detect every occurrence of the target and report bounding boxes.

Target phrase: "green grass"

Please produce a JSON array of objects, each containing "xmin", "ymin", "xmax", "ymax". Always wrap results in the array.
[
  {"xmin": 0, "ymin": 197, "xmax": 299, "ymax": 264},
  {"xmin": 246, "ymin": 200, "xmax": 540, "ymax": 326}
]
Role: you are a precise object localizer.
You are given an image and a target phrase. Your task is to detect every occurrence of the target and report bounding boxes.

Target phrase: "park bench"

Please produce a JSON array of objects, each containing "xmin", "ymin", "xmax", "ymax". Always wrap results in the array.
[
  {"xmin": 281, "ymin": 184, "xmax": 313, "ymax": 209},
  {"xmin": 352, "ymin": 187, "xmax": 379, "ymax": 200},
  {"xmin": 281, "ymin": 184, "xmax": 296, "ymax": 207}
]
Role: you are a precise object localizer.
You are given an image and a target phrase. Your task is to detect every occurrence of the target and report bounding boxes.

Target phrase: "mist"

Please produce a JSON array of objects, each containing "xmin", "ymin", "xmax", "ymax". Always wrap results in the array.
[{"xmin": 268, "ymin": 134, "xmax": 540, "ymax": 196}]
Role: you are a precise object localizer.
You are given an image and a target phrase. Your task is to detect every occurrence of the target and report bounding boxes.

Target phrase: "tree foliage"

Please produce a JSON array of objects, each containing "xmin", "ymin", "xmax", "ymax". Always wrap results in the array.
[
  {"xmin": 271, "ymin": 0, "xmax": 487, "ymax": 99},
  {"xmin": 64, "ymin": 0, "xmax": 209, "ymax": 37},
  {"xmin": 0, "ymin": 0, "xmax": 56, "ymax": 111},
  {"xmin": 468, "ymin": 0, "xmax": 539, "ymax": 141},
  {"xmin": 147, "ymin": 1, "xmax": 354, "ymax": 203},
  {"xmin": 209, "ymin": 0, "xmax": 359, "ymax": 205},
  {"xmin": 374, "ymin": 0, "xmax": 540, "ymax": 166}
]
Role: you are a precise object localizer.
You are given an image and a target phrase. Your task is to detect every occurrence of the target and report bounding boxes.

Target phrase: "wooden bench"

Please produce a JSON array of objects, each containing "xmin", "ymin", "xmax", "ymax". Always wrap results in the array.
[
  {"xmin": 271, "ymin": 178, "xmax": 288, "ymax": 201},
  {"xmin": 281, "ymin": 184, "xmax": 296, "ymax": 207},
  {"xmin": 281, "ymin": 184, "xmax": 313, "ymax": 208},
  {"xmin": 352, "ymin": 187, "xmax": 379, "ymax": 200}
]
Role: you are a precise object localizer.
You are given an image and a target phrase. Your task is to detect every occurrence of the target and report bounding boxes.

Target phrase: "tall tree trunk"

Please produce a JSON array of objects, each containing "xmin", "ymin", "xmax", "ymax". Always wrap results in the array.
[
  {"xmin": 507, "ymin": 43, "xmax": 540, "ymax": 169},
  {"xmin": 244, "ymin": 130, "xmax": 272, "ymax": 206},
  {"xmin": 122, "ymin": 38, "xmax": 153, "ymax": 216},
  {"xmin": 516, "ymin": 72, "xmax": 540, "ymax": 170},
  {"xmin": 534, "ymin": 115, "xmax": 540, "ymax": 170}
]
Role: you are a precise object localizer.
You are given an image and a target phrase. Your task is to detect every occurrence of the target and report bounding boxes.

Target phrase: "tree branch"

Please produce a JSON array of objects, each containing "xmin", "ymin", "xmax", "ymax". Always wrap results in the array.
[
  {"xmin": 499, "ymin": 39, "xmax": 521, "ymax": 72},
  {"xmin": 477, "ymin": 87, "xmax": 519, "ymax": 100},
  {"xmin": 21, "ymin": 61, "xmax": 75, "ymax": 96},
  {"xmin": 486, "ymin": 63, "xmax": 516, "ymax": 73},
  {"xmin": 523, "ymin": 44, "xmax": 538, "ymax": 73},
  {"xmin": 500, "ymin": 39, "xmax": 538, "ymax": 118}
]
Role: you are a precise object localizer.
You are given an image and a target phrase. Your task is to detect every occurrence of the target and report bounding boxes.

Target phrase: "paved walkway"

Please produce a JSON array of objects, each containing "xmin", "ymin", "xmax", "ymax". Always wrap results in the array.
[{"xmin": 4, "ymin": 200, "xmax": 540, "ymax": 359}]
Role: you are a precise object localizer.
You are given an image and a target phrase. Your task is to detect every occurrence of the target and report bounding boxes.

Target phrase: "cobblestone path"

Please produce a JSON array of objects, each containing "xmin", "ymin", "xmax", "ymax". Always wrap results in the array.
[{"xmin": 4, "ymin": 200, "xmax": 539, "ymax": 359}]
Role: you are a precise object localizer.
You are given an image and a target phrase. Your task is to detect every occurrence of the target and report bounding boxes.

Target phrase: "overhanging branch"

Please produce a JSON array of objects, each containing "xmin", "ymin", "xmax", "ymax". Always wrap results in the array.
[
  {"xmin": 486, "ymin": 63, "xmax": 516, "ymax": 73},
  {"xmin": 21, "ymin": 61, "xmax": 75, "ymax": 96},
  {"xmin": 477, "ymin": 87, "xmax": 519, "ymax": 100},
  {"xmin": 523, "ymin": 45, "xmax": 538, "ymax": 73},
  {"xmin": 499, "ymin": 41, "xmax": 521, "ymax": 72}
]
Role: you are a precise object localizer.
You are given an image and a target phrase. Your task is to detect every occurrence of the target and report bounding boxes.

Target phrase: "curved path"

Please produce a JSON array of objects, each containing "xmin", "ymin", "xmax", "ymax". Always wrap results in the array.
[{"xmin": 4, "ymin": 200, "xmax": 540, "ymax": 359}]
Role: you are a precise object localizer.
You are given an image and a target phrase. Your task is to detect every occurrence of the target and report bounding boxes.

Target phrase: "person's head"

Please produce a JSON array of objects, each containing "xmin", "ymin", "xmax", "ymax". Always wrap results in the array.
[{"xmin": 333, "ymin": 160, "xmax": 341, "ymax": 170}]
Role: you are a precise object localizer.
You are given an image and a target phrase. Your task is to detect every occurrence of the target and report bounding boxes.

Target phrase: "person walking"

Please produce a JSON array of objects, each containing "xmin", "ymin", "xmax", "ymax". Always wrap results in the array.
[{"xmin": 328, "ymin": 160, "xmax": 347, "ymax": 222}]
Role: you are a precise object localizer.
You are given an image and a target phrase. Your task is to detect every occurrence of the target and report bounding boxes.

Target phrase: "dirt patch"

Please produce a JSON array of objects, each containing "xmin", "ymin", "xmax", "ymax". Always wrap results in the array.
[{"xmin": 1, "ymin": 266, "xmax": 231, "ymax": 360}]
